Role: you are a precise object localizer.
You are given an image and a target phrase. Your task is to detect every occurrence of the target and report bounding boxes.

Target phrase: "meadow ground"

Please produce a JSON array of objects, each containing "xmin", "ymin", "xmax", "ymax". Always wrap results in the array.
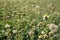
[{"xmin": 0, "ymin": 0, "xmax": 60, "ymax": 40}]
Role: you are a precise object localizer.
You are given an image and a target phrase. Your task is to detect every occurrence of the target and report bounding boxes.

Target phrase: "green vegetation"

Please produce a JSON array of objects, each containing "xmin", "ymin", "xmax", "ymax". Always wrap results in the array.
[{"xmin": 0, "ymin": 0, "xmax": 60, "ymax": 40}]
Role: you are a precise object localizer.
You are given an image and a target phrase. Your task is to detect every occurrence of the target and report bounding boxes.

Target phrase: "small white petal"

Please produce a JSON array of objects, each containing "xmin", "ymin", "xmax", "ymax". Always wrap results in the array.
[{"xmin": 41, "ymin": 31, "xmax": 45, "ymax": 34}]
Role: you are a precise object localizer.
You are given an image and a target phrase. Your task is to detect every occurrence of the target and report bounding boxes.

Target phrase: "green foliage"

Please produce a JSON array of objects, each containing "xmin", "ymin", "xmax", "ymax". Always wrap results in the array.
[{"xmin": 0, "ymin": 0, "xmax": 60, "ymax": 40}]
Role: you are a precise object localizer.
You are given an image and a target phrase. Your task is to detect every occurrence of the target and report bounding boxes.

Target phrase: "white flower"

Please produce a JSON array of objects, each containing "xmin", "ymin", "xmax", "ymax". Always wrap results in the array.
[
  {"xmin": 37, "ymin": 22, "xmax": 43, "ymax": 26},
  {"xmin": 17, "ymin": 19, "xmax": 20, "ymax": 22},
  {"xmin": 48, "ymin": 23, "xmax": 58, "ymax": 33},
  {"xmin": 32, "ymin": 19, "xmax": 35, "ymax": 22},
  {"xmin": 47, "ymin": 5, "xmax": 50, "ymax": 7},
  {"xmin": 33, "ymin": 26, "xmax": 36, "ymax": 27},
  {"xmin": 5, "ymin": 24, "xmax": 10, "ymax": 28},
  {"xmin": 41, "ymin": 31, "xmax": 45, "ymax": 34},
  {"xmin": 28, "ymin": 31, "xmax": 34, "ymax": 36},
  {"xmin": 4, "ymin": 3, "xmax": 6, "ymax": 7},
  {"xmin": 43, "ymin": 14, "xmax": 49, "ymax": 20},
  {"xmin": 47, "ymin": 3, "xmax": 52, "ymax": 7},
  {"xmin": 20, "ymin": 15, "xmax": 23, "ymax": 17},
  {"xmin": 43, "ymin": 34, "xmax": 48, "ymax": 38},
  {"xmin": 35, "ymin": 5, "xmax": 39, "ymax": 8},
  {"xmin": 38, "ymin": 35, "xmax": 43, "ymax": 38},
  {"xmin": 13, "ymin": 30, "xmax": 17, "ymax": 34}
]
